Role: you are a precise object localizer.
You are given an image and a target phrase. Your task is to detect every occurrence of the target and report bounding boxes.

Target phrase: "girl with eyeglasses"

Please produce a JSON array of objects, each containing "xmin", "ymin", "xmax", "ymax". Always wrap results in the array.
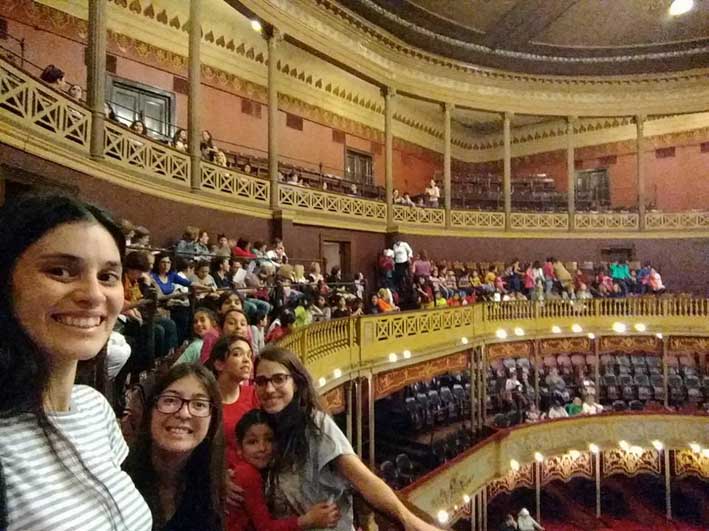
[
  {"xmin": 124, "ymin": 363, "xmax": 225, "ymax": 531},
  {"xmin": 254, "ymin": 346, "xmax": 443, "ymax": 531},
  {"xmin": 0, "ymin": 194, "xmax": 151, "ymax": 530}
]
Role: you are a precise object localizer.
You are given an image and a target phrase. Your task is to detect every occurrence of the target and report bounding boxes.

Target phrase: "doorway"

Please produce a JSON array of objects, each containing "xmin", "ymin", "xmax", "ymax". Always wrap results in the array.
[{"xmin": 322, "ymin": 240, "xmax": 351, "ymax": 279}]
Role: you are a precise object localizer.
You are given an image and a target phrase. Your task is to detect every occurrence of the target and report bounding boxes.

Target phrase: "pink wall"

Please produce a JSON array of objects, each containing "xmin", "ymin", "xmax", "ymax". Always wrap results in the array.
[{"xmin": 7, "ymin": 13, "xmax": 709, "ymax": 211}]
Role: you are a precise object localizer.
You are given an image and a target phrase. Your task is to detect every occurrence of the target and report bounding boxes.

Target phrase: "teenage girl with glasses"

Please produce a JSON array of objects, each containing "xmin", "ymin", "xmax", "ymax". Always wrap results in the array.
[
  {"xmin": 254, "ymin": 346, "xmax": 443, "ymax": 531},
  {"xmin": 124, "ymin": 363, "xmax": 225, "ymax": 531}
]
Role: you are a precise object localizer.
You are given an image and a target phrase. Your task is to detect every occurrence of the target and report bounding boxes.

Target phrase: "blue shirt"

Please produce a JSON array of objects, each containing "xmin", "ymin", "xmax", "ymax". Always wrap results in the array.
[{"xmin": 151, "ymin": 271, "xmax": 191, "ymax": 295}]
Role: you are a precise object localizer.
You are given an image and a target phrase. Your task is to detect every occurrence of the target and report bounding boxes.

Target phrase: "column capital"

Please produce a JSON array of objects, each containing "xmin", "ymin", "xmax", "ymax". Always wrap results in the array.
[
  {"xmin": 442, "ymin": 102, "xmax": 454, "ymax": 114},
  {"xmin": 567, "ymin": 115, "xmax": 578, "ymax": 124},
  {"xmin": 503, "ymin": 111, "xmax": 514, "ymax": 122},
  {"xmin": 266, "ymin": 26, "xmax": 284, "ymax": 44},
  {"xmin": 635, "ymin": 114, "xmax": 647, "ymax": 124},
  {"xmin": 382, "ymin": 86, "xmax": 397, "ymax": 99}
]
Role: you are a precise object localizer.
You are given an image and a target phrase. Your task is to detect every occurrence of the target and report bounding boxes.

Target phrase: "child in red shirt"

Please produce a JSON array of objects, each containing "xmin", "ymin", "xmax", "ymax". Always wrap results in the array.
[{"xmin": 228, "ymin": 410, "xmax": 340, "ymax": 531}]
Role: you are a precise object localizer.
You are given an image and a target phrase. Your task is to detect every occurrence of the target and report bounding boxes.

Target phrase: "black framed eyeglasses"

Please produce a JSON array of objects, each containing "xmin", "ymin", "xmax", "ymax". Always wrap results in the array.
[
  {"xmin": 154, "ymin": 394, "xmax": 213, "ymax": 417},
  {"xmin": 254, "ymin": 373, "xmax": 292, "ymax": 388}
]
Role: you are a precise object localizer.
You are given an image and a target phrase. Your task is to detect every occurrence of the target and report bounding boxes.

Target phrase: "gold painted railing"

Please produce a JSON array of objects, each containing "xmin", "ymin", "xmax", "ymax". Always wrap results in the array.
[
  {"xmin": 283, "ymin": 297, "xmax": 709, "ymax": 389},
  {"xmin": 103, "ymin": 122, "xmax": 191, "ymax": 185},
  {"xmin": 575, "ymin": 211, "xmax": 640, "ymax": 231},
  {"xmin": 450, "ymin": 209, "xmax": 506, "ymax": 230},
  {"xmin": 646, "ymin": 211, "xmax": 709, "ymax": 230},
  {"xmin": 278, "ymin": 183, "xmax": 386, "ymax": 223},
  {"xmin": 0, "ymin": 59, "xmax": 91, "ymax": 151},
  {"xmin": 392, "ymin": 205, "xmax": 445, "ymax": 227},
  {"xmin": 404, "ymin": 414, "xmax": 709, "ymax": 517},
  {"xmin": 3, "ymin": 57, "xmax": 709, "ymax": 236},
  {"xmin": 510, "ymin": 211, "xmax": 569, "ymax": 231},
  {"xmin": 200, "ymin": 161, "xmax": 270, "ymax": 205}
]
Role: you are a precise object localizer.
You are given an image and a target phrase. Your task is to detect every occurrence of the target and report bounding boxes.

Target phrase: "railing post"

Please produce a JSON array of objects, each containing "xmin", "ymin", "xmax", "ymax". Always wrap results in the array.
[
  {"xmin": 268, "ymin": 29, "xmax": 282, "ymax": 209},
  {"xmin": 87, "ymin": 0, "xmax": 106, "ymax": 159},
  {"xmin": 188, "ymin": 0, "xmax": 202, "ymax": 191}
]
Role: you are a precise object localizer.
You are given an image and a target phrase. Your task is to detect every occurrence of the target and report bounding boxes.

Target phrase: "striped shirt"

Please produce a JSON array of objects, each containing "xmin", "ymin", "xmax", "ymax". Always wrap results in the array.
[{"xmin": 0, "ymin": 385, "xmax": 152, "ymax": 531}]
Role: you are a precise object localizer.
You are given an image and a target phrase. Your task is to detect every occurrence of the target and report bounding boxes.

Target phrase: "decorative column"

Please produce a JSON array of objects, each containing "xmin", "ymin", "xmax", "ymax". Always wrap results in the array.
[
  {"xmin": 533, "ymin": 339, "xmax": 540, "ymax": 410},
  {"xmin": 87, "ymin": 0, "xmax": 107, "ymax": 159},
  {"xmin": 593, "ymin": 334, "xmax": 600, "ymax": 389},
  {"xmin": 661, "ymin": 336, "xmax": 669, "ymax": 408},
  {"xmin": 503, "ymin": 112, "xmax": 513, "ymax": 230},
  {"xmin": 188, "ymin": 0, "xmax": 202, "ymax": 191},
  {"xmin": 535, "ymin": 459, "xmax": 541, "ymax": 522},
  {"xmin": 635, "ymin": 114, "xmax": 646, "ymax": 230},
  {"xmin": 355, "ymin": 379, "xmax": 363, "ymax": 457},
  {"xmin": 368, "ymin": 373, "xmax": 376, "ymax": 468},
  {"xmin": 594, "ymin": 448, "xmax": 601, "ymax": 518},
  {"xmin": 567, "ymin": 116, "xmax": 577, "ymax": 230},
  {"xmin": 346, "ymin": 381, "xmax": 353, "ymax": 443},
  {"xmin": 664, "ymin": 448, "xmax": 672, "ymax": 520},
  {"xmin": 385, "ymin": 87, "xmax": 396, "ymax": 228},
  {"xmin": 480, "ymin": 345, "xmax": 488, "ymax": 426},
  {"xmin": 268, "ymin": 29, "xmax": 282, "ymax": 209},
  {"xmin": 469, "ymin": 348, "xmax": 477, "ymax": 434},
  {"xmin": 443, "ymin": 102, "xmax": 453, "ymax": 227}
]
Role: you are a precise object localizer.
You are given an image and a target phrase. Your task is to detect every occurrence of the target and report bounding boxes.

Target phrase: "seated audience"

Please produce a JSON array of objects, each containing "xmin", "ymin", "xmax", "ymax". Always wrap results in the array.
[
  {"xmin": 40, "ymin": 64, "xmax": 67, "ymax": 90},
  {"xmin": 173, "ymin": 128, "xmax": 188, "ymax": 152},
  {"xmin": 175, "ymin": 308, "xmax": 218, "ymax": 365}
]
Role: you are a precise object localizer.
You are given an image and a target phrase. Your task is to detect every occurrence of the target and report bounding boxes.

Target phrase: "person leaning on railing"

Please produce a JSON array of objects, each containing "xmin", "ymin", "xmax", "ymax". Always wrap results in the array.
[{"xmin": 254, "ymin": 346, "xmax": 444, "ymax": 531}]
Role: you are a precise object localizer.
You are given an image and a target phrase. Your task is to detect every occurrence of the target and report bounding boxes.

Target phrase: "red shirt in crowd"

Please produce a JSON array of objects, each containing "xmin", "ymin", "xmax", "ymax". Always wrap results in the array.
[
  {"xmin": 226, "ymin": 461, "xmax": 299, "ymax": 531},
  {"xmin": 223, "ymin": 384, "xmax": 260, "ymax": 469}
]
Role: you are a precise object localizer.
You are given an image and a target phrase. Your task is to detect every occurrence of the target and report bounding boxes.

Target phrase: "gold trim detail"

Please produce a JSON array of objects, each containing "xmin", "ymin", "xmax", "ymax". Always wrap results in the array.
[
  {"xmin": 674, "ymin": 449, "xmax": 709, "ymax": 478},
  {"xmin": 374, "ymin": 352, "xmax": 469, "ymax": 399},
  {"xmin": 392, "ymin": 205, "xmax": 445, "ymax": 227},
  {"xmin": 602, "ymin": 448, "xmax": 661, "ymax": 476},
  {"xmin": 542, "ymin": 451, "xmax": 593, "ymax": 483},
  {"xmin": 510, "ymin": 212, "xmax": 569, "ymax": 231},
  {"xmin": 487, "ymin": 463, "xmax": 534, "ymax": 501}
]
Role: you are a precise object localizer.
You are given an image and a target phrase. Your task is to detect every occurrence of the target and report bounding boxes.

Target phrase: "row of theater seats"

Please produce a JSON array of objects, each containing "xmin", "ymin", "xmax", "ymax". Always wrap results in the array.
[
  {"xmin": 403, "ymin": 373, "xmax": 472, "ymax": 431},
  {"xmin": 379, "ymin": 427, "xmax": 474, "ymax": 489}
]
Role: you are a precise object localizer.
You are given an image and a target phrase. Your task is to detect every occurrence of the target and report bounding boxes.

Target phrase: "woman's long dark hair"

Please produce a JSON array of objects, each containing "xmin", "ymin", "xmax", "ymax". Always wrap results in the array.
[
  {"xmin": 254, "ymin": 346, "xmax": 325, "ymax": 472},
  {"xmin": 0, "ymin": 192, "xmax": 127, "ymax": 527},
  {"xmin": 123, "ymin": 363, "xmax": 225, "ymax": 529}
]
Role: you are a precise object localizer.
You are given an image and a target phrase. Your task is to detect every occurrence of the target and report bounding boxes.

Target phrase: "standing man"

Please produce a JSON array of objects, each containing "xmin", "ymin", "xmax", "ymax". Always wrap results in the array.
[{"xmin": 392, "ymin": 239, "xmax": 413, "ymax": 289}]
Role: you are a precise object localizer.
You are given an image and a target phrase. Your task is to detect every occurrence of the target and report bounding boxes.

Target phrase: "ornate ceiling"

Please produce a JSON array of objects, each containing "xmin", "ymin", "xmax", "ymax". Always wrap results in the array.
[{"xmin": 336, "ymin": 0, "xmax": 709, "ymax": 75}]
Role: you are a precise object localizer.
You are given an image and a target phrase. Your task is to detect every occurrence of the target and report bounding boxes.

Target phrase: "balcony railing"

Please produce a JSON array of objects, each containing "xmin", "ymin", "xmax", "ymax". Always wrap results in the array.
[
  {"xmin": 282, "ymin": 297, "xmax": 709, "ymax": 389},
  {"xmin": 3, "ymin": 56, "xmax": 709, "ymax": 236},
  {"xmin": 402, "ymin": 413, "xmax": 709, "ymax": 519}
]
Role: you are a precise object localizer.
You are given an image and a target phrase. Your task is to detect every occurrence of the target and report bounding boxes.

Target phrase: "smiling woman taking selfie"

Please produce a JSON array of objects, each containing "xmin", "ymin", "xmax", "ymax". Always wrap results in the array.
[{"xmin": 0, "ymin": 194, "xmax": 151, "ymax": 530}]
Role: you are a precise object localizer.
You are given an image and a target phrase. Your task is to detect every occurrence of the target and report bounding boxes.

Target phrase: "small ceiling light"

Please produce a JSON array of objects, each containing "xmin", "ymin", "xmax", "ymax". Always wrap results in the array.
[
  {"xmin": 612, "ymin": 322, "xmax": 627, "ymax": 333},
  {"xmin": 250, "ymin": 19, "xmax": 263, "ymax": 32},
  {"xmin": 461, "ymin": 337, "xmax": 469, "ymax": 345},
  {"xmin": 514, "ymin": 327, "xmax": 525, "ymax": 337},
  {"xmin": 634, "ymin": 323, "xmax": 647, "ymax": 332},
  {"xmin": 702, "ymin": 448, "xmax": 709, "ymax": 458},
  {"xmin": 589, "ymin": 443, "xmax": 600, "ymax": 454},
  {"xmin": 551, "ymin": 325, "xmax": 561, "ymax": 334},
  {"xmin": 619, "ymin": 440, "xmax": 630, "ymax": 451},
  {"xmin": 333, "ymin": 368, "xmax": 342, "ymax": 379},
  {"xmin": 437, "ymin": 510, "xmax": 449, "ymax": 524},
  {"xmin": 388, "ymin": 353, "xmax": 398, "ymax": 363},
  {"xmin": 630, "ymin": 445, "xmax": 644, "ymax": 455},
  {"xmin": 510, "ymin": 459, "xmax": 520, "ymax": 471},
  {"xmin": 534, "ymin": 452, "xmax": 544, "ymax": 463},
  {"xmin": 652, "ymin": 440, "xmax": 664, "ymax": 451},
  {"xmin": 669, "ymin": 0, "xmax": 694, "ymax": 17},
  {"xmin": 587, "ymin": 332, "xmax": 595, "ymax": 340},
  {"xmin": 656, "ymin": 333, "xmax": 664, "ymax": 339},
  {"xmin": 463, "ymin": 494, "xmax": 470, "ymax": 504},
  {"xmin": 496, "ymin": 329, "xmax": 508, "ymax": 339},
  {"xmin": 689, "ymin": 442, "xmax": 701, "ymax": 453},
  {"xmin": 569, "ymin": 449, "xmax": 581, "ymax": 459},
  {"xmin": 403, "ymin": 350, "xmax": 411, "ymax": 359},
  {"xmin": 318, "ymin": 377, "xmax": 327, "ymax": 387},
  {"xmin": 571, "ymin": 324, "xmax": 583, "ymax": 333}
]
